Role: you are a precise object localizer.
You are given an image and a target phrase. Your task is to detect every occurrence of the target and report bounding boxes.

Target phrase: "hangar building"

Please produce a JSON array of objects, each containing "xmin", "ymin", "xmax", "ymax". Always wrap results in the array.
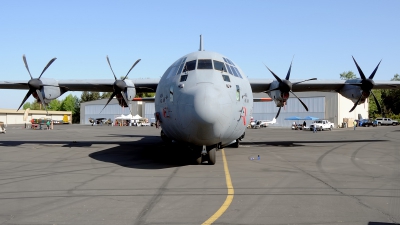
[
  {"xmin": 0, "ymin": 109, "xmax": 72, "ymax": 125},
  {"xmin": 80, "ymin": 92, "xmax": 368, "ymax": 128},
  {"xmin": 80, "ymin": 99, "xmax": 155, "ymax": 125}
]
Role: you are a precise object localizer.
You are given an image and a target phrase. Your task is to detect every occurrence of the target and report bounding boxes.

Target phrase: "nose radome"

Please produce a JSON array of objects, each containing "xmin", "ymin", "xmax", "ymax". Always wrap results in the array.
[{"xmin": 192, "ymin": 85, "xmax": 220, "ymax": 124}]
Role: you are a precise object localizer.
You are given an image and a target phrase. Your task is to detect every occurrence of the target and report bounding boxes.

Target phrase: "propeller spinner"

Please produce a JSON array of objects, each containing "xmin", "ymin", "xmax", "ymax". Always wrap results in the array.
[
  {"xmin": 349, "ymin": 56, "xmax": 382, "ymax": 114},
  {"xmin": 17, "ymin": 54, "xmax": 57, "ymax": 115},
  {"xmin": 100, "ymin": 56, "xmax": 141, "ymax": 114},
  {"xmin": 264, "ymin": 59, "xmax": 317, "ymax": 119}
]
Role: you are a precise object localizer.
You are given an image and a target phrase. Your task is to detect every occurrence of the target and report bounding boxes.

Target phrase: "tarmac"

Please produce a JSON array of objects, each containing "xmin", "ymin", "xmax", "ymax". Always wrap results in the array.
[{"xmin": 0, "ymin": 124, "xmax": 399, "ymax": 225}]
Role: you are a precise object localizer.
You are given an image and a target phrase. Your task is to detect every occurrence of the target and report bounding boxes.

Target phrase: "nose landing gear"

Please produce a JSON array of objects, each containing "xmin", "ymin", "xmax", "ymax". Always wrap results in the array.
[{"xmin": 194, "ymin": 145, "xmax": 217, "ymax": 165}]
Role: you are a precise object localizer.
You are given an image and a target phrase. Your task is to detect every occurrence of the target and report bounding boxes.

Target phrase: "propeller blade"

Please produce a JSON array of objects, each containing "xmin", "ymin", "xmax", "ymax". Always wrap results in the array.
[
  {"xmin": 368, "ymin": 59, "xmax": 382, "ymax": 79},
  {"xmin": 123, "ymin": 59, "xmax": 141, "ymax": 80},
  {"xmin": 106, "ymin": 55, "xmax": 117, "ymax": 80},
  {"xmin": 290, "ymin": 90, "xmax": 309, "ymax": 111},
  {"xmin": 120, "ymin": 91, "xmax": 132, "ymax": 114},
  {"xmin": 263, "ymin": 63, "xmax": 282, "ymax": 83},
  {"xmin": 100, "ymin": 92, "xmax": 117, "ymax": 113},
  {"xmin": 38, "ymin": 57, "xmax": 57, "ymax": 79},
  {"xmin": 22, "ymin": 54, "xmax": 33, "ymax": 79},
  {"xmin": 264, "ymin": 87, "xmax": 280, "ymax": 93},
  {"xmin": 352, "ymin": 56, "xmax": 366, "ymax": 80},
  {"xmin": 370, "ymin": 91, "xmax": 382, "ymax": 114},
  {"xmin": 35, "ymin": 89, "xmax": 48, "ymax": 115},
  {"xmin": 349, "ymin": 95, "xmax": 363, "ymax": 112},
  {"xmin": 17, "ymin": 89, "xmax": 34, "ymax": 111},
  {"xmin": 275, "ymin": 107, "xmax": 282, "ymax": 119},
  {"xmin": 285, "ymin": 59, "xmax": 293, "ymax": 80},
  {"xmin": 292, "ymin": 78, "xmax": 317, "ymax": 85}
]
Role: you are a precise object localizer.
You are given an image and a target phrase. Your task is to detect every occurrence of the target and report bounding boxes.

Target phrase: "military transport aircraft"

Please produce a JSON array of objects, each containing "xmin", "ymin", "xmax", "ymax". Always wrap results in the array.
[{"xmin": 1, "ymin": 35, "xmax": 400, "ymax": 165}]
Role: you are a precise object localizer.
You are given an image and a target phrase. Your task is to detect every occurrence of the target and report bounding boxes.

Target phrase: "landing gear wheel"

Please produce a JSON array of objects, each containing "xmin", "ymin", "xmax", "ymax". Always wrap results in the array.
[
  {"xmin": 233, "ymin": 139, "xmax": 240, "ymax": 148},
  {"xmin": 208, "ymin": 148, "xmax": 216, "ymax": 165},
  {"xmin": 160, "ymin": 130, "xmax": 171, "ymax": 143},
  {"xmin": 195, "ymin": 155, "xmax": 203, "ymax": 165}
]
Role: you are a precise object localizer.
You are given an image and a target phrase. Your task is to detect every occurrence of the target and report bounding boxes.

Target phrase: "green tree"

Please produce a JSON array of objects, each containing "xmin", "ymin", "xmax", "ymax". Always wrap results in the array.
[
  {"xmin": 48, "ymin": 99, "xmax": 61, "ymax": 111},
  {"xmin": 136, "ymin": 92, "xmax": 155, "ymax": 98},
  {"xmin": 81, "ymin": 91, "xmax": 101, "ymax": 103},
  {"xmin": 340, "ymin": 71, "xmax": 357, "ymax": 80},
  {"xmin": 23, "ymin": 102, "xmax": 31, "ymax": 110},
  {"xmin": 60, "ymin": 94, "xmax": 77, "ymax": 113},
  {"xmin": 101, "ymin": 92, "xmax": 113, "ymax": 99}
]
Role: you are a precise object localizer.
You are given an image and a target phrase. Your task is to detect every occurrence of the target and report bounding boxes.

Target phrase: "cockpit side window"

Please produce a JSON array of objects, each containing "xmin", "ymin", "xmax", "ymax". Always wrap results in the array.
[
  {"xmin": 183, "ymin": 60, "xmax": 196, "ymax": 72},
  {"xmin": 233, "ymin": 67, "xmax": 243, "ymax": 78},
  {"xmin": 213, "ymin": 60, "xmax": 227, "ymax": 72},
  {"xmin": 180, "ymin": 75, "xmax": 188, "ymax": 82},
  {"xmin": 230, "ymin": 65, "xmax": 239, "ymax": 77},
  {"xmin": 197, "ymin": 59, "xmax": 213, "ymax": 69},
  {"xmin": 222, "ymin": 75, "xmax": 230, "ymax": 82},
  {"xmin": 226, "ymin": 64, "xmax": 233, "ymax": 75},
  {"xmin": 176, "ymin": 57, "xmax": 187, "ymax": 75}
]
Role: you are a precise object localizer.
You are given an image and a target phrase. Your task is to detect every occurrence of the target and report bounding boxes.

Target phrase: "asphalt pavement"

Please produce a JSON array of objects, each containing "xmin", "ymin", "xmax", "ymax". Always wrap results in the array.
[{"xmin": 0, "ymin": 124, "xmax": 399, "ymax": 225}]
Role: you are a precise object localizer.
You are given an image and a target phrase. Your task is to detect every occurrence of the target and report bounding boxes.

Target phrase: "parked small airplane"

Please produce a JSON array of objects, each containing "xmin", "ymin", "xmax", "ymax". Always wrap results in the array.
[
  {"xmin": 1, "ymin": 35, "xmax": 400, "ymax": 165},
  {"xmin": 88, "ymin": 118, "xmax": 107, "ymax": 126}
]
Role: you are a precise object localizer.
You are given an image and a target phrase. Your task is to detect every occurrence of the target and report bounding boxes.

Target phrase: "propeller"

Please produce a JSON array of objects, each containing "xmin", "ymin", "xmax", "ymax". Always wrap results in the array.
[
  {"xmin": 349, "ymin": 56, "xmax": 382, "ymax": 113},
  {"xmin": 17, "ymin": 54, "xmax": 57, "ymax": 115},
  {"xmin": 100, "ymin": 55, "xmax": 141, "ymax": 114},
  {"xmin": 264, "ymin": 59, "xmax": 317, "ymax": 119}
]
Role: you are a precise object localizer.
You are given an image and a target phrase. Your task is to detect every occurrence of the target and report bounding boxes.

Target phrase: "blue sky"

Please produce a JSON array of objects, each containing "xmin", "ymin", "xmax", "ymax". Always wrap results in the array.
[{"xmin": 1, "ymin": 0, "xmax": 399, "ymax": 109}]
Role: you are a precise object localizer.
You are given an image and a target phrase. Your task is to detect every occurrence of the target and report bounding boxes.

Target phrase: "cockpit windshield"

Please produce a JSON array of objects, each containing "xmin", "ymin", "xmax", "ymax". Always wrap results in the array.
[
  {"xmin": 183, "ymin": 60, "xmax": 196, "ymax": 72},
  {"xmin": 213, "ymin": 60, "xmax": 227, "ymax": 72},
  {"xmin": 197, "ymin": 59, "xmax": 213, "ymax": 69}
]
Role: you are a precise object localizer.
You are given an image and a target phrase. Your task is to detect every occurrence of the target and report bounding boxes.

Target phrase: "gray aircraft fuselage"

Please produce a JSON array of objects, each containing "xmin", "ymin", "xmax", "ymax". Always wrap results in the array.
[{"xmin": 155, "ymin": 50, "xmax": 253, "ymax": 147}]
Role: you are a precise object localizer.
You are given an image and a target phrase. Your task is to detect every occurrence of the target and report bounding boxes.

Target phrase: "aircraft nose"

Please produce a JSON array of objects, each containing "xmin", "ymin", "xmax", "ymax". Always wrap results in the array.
[{"xmin": 190, "ymin": 84, "xmax": 225, "ymax": 142}]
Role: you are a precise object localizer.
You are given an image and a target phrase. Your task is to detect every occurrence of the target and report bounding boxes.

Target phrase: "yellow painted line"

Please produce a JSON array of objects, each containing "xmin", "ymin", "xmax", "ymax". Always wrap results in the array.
[{"xmin": 202, "ymin": 149, "xmax": 234, "ymax": 225}]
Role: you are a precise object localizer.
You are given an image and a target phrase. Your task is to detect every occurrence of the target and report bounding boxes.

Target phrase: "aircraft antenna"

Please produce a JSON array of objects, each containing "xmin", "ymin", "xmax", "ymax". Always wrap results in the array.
[{"xmin": 199, "ymin": 34, "xmax": 203, "ymax": 51}]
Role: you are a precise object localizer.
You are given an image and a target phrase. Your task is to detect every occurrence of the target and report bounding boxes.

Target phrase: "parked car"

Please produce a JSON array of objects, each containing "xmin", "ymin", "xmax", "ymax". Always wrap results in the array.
[
  {"xmin": 359, "ymin": 119, "xmax": 374, "ymax": 127},
  {"xmin": 375, "ymin": 118, "xmax": 399, "ymax": 126}
]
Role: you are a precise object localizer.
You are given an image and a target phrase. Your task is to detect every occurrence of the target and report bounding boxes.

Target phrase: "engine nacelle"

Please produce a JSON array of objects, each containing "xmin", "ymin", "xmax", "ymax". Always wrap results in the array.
[
  {"xmin": 116, "ymin": 80, "xmax": 136, "ymax": 107},
  {"xmin": 339, "ymin": 84, "xmax": 367, "ymax": 105},
  {"xmin": 32, "ymin": 78, "xmax": 66, "ymax": 104},
  {"xmin": 266, "ymin": 81, "xmax": 288, "ymax": 107}
]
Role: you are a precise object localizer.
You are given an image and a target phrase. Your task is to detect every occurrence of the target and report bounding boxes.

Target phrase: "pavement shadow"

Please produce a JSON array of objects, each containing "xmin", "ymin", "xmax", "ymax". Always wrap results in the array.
[
  {"xmin": 241, "ymin": 139, "xmax": 387, "ymax": 147},
  {"xmin": 0, "ymin": 136, "xmax": 194, "ymax": 169},
  {"xmin": 88, "ymin": 141, "xmax": 196, "ymax": 169},
  {"xmin": 368, "ymin": 222, "xmax": 399, "ymax": 225}
]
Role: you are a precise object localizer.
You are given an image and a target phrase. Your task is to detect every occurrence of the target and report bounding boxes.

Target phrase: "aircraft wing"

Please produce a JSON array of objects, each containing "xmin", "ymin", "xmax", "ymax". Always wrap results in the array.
[
  {"xmin": 0, "ymin": 78, "xmax": 160, "ymax": 92},
  {"xmin": 249, "ymin": 78, "xmax": 400, "ymax": 93}
]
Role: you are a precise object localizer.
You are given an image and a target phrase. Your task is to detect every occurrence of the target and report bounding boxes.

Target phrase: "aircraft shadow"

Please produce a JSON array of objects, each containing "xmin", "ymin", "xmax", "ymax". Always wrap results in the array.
[
  {"xmin": 0, "ymin": 136, "xmax": 194, "ymax": 169},
  {"xmin": 241, "ymin": 139, "xmax": 387, "ymax": 147},
  {"xmin": 368, "ymin": 222, "xmax": 399, "ymax": 225},
  {"xmin": 89, "ymin": 142, "xmax": 196, "ymax": 169}
]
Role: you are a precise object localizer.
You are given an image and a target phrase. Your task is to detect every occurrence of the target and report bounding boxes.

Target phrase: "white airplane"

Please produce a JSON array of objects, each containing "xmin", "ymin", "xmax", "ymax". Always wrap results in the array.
[{"xmin": 1, "ymin": 35, "xmax": 400, "ymax": 165}]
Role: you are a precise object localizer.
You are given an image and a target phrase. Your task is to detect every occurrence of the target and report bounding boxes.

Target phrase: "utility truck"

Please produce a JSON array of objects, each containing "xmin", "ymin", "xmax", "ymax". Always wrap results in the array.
[{"xmin": 309, "ymin": 120, "xmax": 334, "ymax": 131}]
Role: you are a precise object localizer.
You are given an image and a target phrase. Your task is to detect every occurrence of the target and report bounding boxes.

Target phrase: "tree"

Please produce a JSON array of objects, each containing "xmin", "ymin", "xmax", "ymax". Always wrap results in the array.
[
  {"xmin": 81, "ymin": 91, "xmax": 101, "ymax": 103},
  {"xmin": 370, "ymin": 74, "xmax": 400, "ymax": 119},
  {"xmin": 136, "ymin": 92, "xmax": 155, "ymax": 98},
  {"xmin": 23, "ymin": 102, "xmax": 31, "ymax": 110},
  {"xmin": 60, "ymin": 94, "xmax": 77, "ymax": 113},
  {"xmin": 101, "ymin": 92, "xmax": 113, "ymax": 99},
  {"xmin": 340, "ymin": 71, "xmax": 356, "ymax": 80},
  {"xmin": 48, "ymin": 99, "xmax": 61, "ymax": 111}
]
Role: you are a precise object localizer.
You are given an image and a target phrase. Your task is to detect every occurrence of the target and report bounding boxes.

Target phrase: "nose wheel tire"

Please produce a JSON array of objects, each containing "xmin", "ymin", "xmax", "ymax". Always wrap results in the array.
[
  {"xmin": 233, "ymin": 139, "xmax": 240, "ymax": 148},
  {"xmin": 207, "ymin": 148, "xmax": 216, "ymax": 165}
]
